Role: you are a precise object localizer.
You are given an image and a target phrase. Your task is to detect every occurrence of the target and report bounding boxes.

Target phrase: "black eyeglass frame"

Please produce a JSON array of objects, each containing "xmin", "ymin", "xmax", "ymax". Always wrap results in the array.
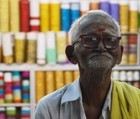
[{"xmin": 72, "ymin": 34, "xmax": 121, "ymax": 50}]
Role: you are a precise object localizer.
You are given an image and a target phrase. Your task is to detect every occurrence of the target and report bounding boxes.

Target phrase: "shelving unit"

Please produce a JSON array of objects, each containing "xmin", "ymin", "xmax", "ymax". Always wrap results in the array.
[{"xmin": 1, "ymin": 63, "xmax": 140, "ymax": 119}]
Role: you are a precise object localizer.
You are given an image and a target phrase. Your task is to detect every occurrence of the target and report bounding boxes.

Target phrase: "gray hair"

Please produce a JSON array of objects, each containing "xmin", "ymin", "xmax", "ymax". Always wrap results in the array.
[{"xmin": 69, "ymin": 10, "xmax": 121, "ymax": 44}]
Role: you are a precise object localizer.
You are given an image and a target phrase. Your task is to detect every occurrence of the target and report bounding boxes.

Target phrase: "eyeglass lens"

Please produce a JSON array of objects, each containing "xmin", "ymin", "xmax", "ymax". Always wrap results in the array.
[{"xmin": 81, "ymin": 35, "xmax": 119, "ymax": 49}]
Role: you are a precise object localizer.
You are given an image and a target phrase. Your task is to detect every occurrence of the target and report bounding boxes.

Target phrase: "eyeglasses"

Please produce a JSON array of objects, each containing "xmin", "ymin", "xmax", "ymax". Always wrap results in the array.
[{"xmin": 73, "ymin": 35, "xmax": 121, "ymax": 50}]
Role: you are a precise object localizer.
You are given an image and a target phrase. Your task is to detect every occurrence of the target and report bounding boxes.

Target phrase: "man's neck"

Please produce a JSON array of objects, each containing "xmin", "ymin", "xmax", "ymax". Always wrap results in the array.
[{"xmin": 79, "ymin": 70, "xmax": 112, "ymax": 107}]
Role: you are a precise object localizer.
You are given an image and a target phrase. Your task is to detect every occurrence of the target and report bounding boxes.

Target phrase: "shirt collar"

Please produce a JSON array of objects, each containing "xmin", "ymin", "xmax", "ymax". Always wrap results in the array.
[
  {"xmin": 61, "ymin": 78, "xmax": 113, "ymax": 109},
  {"xmin": 102, "ymin": 80, "xmax": 113, "ymax": 111},
  {"xmin": 61, "ymin": 78, "xmax": 81, "ymax": 104}
]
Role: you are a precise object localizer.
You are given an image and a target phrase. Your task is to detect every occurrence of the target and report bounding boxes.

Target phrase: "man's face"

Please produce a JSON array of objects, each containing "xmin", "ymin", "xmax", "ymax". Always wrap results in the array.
[{"xmin": 73, "ymin": 22, "xmax": 122, "ymax": 72}]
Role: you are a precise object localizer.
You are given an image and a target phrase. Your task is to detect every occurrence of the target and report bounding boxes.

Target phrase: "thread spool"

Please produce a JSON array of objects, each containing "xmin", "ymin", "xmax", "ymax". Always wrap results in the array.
[
  {"xmin": 37, "ymin": 33, "xmax": 46, "ymax": 65},
  {"xmin": 46, "ymin": 32, "xmax": 56, "ymax": 65},
  {"xmin": 45, "ymin": 71, "xmax": 55, "ymax": 94},
  {"xmin": 14, "ymin": 32, "xmax": 26, "ymax": 64},
  {"xmin": 50, "ymin": 0, "xmax": 60, "ymax": 31},
  {"xmin": 2, "ymin": 33, "xmax": 14, "ymax": 64},
  {"xmin": 40, "ymin": 0, "xmax": 50, "ymax": 32},
  {"xmin": 56, "ymin": 31, "xmax": 67, "ymax": 64}
]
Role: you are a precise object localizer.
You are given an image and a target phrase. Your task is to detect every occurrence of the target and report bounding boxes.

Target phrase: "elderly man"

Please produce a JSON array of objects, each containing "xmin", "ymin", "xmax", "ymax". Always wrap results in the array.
[{"xmin": 35, "ymin": 10, "xmax": 140, "ymax": 119}]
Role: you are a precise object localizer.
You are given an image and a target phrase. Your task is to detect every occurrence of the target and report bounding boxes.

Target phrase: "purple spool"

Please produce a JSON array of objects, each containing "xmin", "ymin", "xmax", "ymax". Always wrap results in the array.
[
  {"xmin": 100, "ymin": 1, "xmax": 110, "ymax": 15},
  {"xmin": 110, "ymin": 2, "xmax": 119, "ymax": 23}
]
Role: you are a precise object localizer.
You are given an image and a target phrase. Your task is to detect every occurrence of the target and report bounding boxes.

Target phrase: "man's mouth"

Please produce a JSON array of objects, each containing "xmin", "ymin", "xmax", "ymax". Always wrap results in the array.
[{"xmin": 88, "ymin": 53, "xmax": 112, "ymax": 60}]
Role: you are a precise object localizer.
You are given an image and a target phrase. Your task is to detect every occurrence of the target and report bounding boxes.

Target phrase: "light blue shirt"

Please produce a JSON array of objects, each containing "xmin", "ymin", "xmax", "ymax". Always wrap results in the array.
[{"xmin": 35, "ymin": 78, "xmax": 112, "ymax": 119}]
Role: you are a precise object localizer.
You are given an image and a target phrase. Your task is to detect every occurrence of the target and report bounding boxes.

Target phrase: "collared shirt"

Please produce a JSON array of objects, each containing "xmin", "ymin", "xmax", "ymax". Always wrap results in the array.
[{"xmin": 35, "ymin": 78, "xmax": 113, "ymax": 119}]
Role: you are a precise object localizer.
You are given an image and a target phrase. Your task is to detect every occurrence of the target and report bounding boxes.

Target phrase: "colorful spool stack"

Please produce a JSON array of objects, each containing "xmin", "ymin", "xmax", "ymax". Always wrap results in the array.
[
  {"xmin": 22, "ymin": 71, "xmax": 30, "ymax": 103},
  {"xmin": 21, "ymin": 107, "xmax": 30, "ymax": 119},
  {"xmin": 128, "ymin": 35, "xmax": 137, "ymax": 64},
  {"xmin": 12, "ymin": 71, "xmax": 21, "ymax": 103},
  {"xmin": 4, "ymin": 72, "xmax": 13, "ymax": 103},
  {"xmin": 0, "ymin": 107, "xmax": 6, "ymax": 119},
  {"xmin": 0, "ymin": 72, "xmax": 4, "ymax": 104},
  {"xmin": 36, "ymin": 70, "xmax": 80, "ymax": 102},
  {"xmin": 6, "ymin": 107, "xmax": 16, "ymax": 119},
  {"xmin": 0, "ymin": 1, "xmax": 140, "ymax": 32},
  {"xmin": 112, "ymin": 70, "xmax": 140, "ymax": 88}
]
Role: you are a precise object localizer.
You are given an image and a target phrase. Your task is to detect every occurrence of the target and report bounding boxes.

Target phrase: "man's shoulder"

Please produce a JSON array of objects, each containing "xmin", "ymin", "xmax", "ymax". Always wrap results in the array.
[
  {"xmin": 114, "ymin": 80, "xmax": 140, "ymax": 94},
  {"xmin": 38, "ymin": 84, "xmax": 71, "ymax": 105}
]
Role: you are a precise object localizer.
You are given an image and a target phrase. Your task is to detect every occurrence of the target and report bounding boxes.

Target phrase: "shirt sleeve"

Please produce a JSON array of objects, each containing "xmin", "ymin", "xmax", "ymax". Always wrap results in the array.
[{"xmin": 35, "ymin": 100, "xmax": 51, "ymax": 119}]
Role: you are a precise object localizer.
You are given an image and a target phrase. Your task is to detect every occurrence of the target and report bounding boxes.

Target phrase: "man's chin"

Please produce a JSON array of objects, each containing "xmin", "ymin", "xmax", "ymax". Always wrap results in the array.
[{"xmin": 87, "ymin": 63, "xmax": 112, "ymax": 71}]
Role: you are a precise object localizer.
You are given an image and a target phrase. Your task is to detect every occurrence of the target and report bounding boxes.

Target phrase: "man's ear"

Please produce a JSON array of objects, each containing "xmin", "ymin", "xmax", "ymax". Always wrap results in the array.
[
  {"xmin": 65, "ymin": 45, "xmax": 77, "ymax": 64},
  {"xmin": 117, "ymin": 46, "xmax": 123, "ymax": 64}
]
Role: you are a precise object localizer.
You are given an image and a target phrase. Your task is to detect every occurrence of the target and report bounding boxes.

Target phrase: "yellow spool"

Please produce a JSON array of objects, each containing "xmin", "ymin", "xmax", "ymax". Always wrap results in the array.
[
  {"xmin": 120, "ymin": 3, "xmax": 129, "ymax": 33},
  {"xmin": 56, "ymin": 31, "xmax": 67, "ymax": 63},
  {"xmin": 9, "ymin": 0, "xmax": 20, "ymax": 32},
  {"xmin": 4, "ymin": 55, "xmax": 13, "ymax": 64},
  {"xmin": 128, "ymin": 54, "xmax": 137, "ymax": 65},
  {"xmin": 36, "ymin": 71, "xmax": 45, "ymax": 103},
  {"xmin": 0, "ymin": 0, "xmax": 9, "ymax": 32},
  {"xmin": 64, "ymin": 71, "xmax": 73, "ymax": 85},
  {"xmin": 50, "ymin": 2, "xmax": 60, "ymax": 31},
  {"xmin": 120, "ymin": 54, "xmax": 128, "ymax": 65},
  {"xmin": 14, "ymin": 33, "xmax": 25, "ymax": 64},
  {"xmin": 40, "ymin": 2, "xmax": 50, "ymax": 32},
  {"xmin": 15, "ymin": 39, "xmax": 25, "ymax": 63},
  {"xmin": 45, "ymin": 71, "xmax": 55, "ymax": 94},
  {"xmin": 129, "ymin": 11, "xmax": 138, "ymax": 32},
  {"xmin": 55, "ymin": 71, "xmax": 64, "ymax": 90},
  {"xmin": 0, "ymin": 33, "xmax": 2, "ymax": 62},
  {"xmin": 73, "ymin": 71, "xmax": 79, "ymax": 81}
]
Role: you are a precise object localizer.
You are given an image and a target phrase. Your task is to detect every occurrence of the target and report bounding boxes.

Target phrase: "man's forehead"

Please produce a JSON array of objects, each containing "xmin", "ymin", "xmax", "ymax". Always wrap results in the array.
[{"xmin": 80, "ymin": 21, "xmax": 117, "ymax": 36}]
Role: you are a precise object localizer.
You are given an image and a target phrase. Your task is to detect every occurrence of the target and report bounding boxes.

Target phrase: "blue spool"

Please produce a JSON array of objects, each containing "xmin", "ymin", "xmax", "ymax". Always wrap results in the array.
[
  {"xmin": 71, "ymin": 3, "xmax": 80, "ymax": 24},
  {"xmin": 61, "ymin": 7, "xmax": 71, "ymax": 32}
]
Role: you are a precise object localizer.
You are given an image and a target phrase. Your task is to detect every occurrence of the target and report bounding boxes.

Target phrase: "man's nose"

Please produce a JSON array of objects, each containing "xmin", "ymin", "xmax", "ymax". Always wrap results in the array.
[{"xmin": 95, "ymin": 39, "xmax": 106, "ymax": 51}]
